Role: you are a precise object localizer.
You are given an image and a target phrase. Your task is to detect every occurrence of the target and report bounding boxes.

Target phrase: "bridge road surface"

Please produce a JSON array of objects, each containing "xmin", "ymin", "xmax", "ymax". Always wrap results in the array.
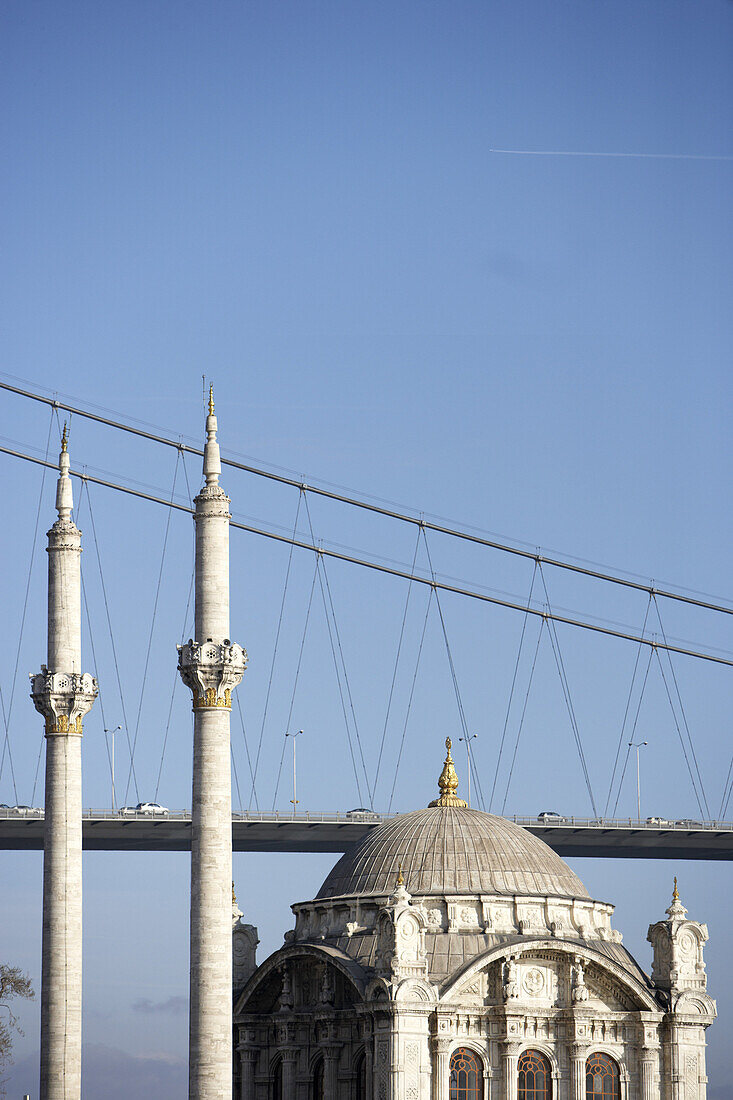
[{"xmin": 1, "ymin": 811, "xmax": 732, "ymax": 860}]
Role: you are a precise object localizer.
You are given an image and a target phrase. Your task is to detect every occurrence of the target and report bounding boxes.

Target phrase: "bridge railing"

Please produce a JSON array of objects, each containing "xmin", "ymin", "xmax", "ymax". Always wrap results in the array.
[{"xmin": 1, "ymin": 807, "xmax": 733, "ymax": 830}]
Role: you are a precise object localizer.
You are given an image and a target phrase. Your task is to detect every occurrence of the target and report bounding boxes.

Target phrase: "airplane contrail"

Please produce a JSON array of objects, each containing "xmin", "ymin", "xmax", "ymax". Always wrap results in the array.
[{"xmin": 489, "ymin": 148, "xmax": 733, "ymax": 161}]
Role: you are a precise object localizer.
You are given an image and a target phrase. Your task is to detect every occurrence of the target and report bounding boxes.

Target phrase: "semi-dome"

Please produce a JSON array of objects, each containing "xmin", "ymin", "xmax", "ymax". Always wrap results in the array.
[{"xmin": 317, "ymin": 739, "xmax": 590, "ymax": 902}]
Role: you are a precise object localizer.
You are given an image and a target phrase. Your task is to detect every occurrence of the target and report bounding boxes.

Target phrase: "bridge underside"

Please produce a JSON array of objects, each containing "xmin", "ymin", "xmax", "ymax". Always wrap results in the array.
[{"xmin": 1, "ymin": 818, "xmax": 731, "ymax": 859}]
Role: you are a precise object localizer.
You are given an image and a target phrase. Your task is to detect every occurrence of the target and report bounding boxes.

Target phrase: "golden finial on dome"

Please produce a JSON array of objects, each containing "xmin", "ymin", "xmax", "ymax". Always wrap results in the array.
[
  {"xmin": 396, "ymin": 862, "xmax": 404, "ymax": 887},
  {"xmin": 232, "ymin": 880, "xmax": 237, "ymax": 905},
  {"xmin": 672, "ymin": 876, "xmax": 679, "ymax": 903},
  {"xmin": 208, "ymin": 384, "xmax": 215, "ymax": 416},
  {"xmin": 61, "ymin": 422, "xmax": 69, "ymax": 452},
  {"xmin": 428, "ymin": 736, "xmax": 468, "ymax": 808}
]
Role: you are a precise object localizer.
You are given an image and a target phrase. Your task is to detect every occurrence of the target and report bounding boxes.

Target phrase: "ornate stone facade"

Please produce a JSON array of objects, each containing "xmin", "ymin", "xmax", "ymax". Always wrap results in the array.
[{"xmin": 233, "ymin": 744, "xmax": 716, "ymax": 1098}]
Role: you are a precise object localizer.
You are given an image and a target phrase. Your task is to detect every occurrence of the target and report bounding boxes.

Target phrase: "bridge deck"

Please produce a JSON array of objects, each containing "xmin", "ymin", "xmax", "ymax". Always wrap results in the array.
[{"xmin": 1, "ymin": 812, "xmax": 732, "ymax": 859}]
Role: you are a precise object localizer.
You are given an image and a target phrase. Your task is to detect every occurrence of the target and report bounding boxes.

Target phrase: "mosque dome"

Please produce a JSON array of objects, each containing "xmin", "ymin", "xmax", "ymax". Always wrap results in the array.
[
  {"xmin": 317, "ymin": 738, "xmax": 590, "ymax": 902},
  {"xmin": 317, "ymin": 804, "xmax": 589, "ymax": 901}
]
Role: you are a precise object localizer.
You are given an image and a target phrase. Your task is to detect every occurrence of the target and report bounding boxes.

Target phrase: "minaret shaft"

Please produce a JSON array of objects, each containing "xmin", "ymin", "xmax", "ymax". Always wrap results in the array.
[
  {"xmin": 178, "ymin": 393, "xmax": 246, "ymax": 1100},
  {"xmin": 30, "ymin": 436, "xmax": 97, "ymax": 1100}
]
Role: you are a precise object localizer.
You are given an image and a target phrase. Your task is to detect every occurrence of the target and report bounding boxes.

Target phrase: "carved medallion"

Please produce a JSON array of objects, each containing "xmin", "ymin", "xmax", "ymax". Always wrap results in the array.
[{"xmin": 523, "ymin": 967, "xmax": 545, "ymax": 997}]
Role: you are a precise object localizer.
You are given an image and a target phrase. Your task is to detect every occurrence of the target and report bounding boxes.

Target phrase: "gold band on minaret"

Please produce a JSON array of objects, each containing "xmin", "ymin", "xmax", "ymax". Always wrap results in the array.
[
  {"xmin": 429, "ymin": 737, "xmax": 468, "ymax": 808},
  {"xmin": 208, "ymin": 383, "xmax": 215, "ymax": 415}
]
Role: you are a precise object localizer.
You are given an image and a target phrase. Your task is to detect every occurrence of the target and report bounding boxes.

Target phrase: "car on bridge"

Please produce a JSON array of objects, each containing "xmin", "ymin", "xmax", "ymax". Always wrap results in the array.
[
  {"xmin": 646, "ymin": 816, "xmax": 673, "ymax": 827},
  {"xmin": 346, "ymin": 808, "xmax": 381, "ymax": 822},
  {"xmin": 119, "ymin": 802, "xmax": 169, "ymax": 817},
  {"xmin": 3, "ymin": 804, "xmax": 44, "ymax": 816},
  {"xmin": 537, "ymin": 810, "xmax": 566, "ymax": 823}
]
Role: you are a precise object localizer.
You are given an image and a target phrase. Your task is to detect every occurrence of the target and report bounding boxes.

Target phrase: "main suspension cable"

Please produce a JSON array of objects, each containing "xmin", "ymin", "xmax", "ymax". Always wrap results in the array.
[
  {"xmin": 3, "ymin": 444, "xmax": 733, "ymax": 668},
  {"xmin": 3, "ymin": 378, "xmax": 732, "ymax": 617}
]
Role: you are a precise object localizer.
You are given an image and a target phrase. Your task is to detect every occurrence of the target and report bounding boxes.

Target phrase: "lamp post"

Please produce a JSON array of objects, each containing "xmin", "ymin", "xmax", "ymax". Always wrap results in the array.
[
  {"xmin": 629, "ymin": 740, "xmax": 648, "ymax": 821},
  {"xmin": 104, "ymin": 726, "xmax": 121, "ymax": 811},
  {"xmin": 459, "ymin": 734, "xmax": 478, "ymax": 808},
  {"xmin": 286, "ymin": 729, "xmax": 304, "ymax": 818}
]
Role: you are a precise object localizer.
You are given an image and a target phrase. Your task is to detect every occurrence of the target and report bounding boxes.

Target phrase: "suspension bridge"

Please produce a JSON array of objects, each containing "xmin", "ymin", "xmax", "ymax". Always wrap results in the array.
[{"xmin": 2, "ymin": 377, "xmax": 733, "ymax": 861}]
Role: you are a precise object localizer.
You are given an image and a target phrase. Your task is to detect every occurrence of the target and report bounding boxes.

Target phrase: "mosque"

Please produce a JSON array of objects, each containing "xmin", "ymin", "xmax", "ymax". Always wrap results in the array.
[{"xmin": 232, "ymin": 740, "xmax": 716, "ymax": 1099}]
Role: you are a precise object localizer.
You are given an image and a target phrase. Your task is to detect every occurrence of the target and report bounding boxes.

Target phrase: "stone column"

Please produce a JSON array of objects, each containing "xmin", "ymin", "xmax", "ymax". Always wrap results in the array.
[
  {"xmin": 570, "ymin": 1045, "xmax": 587, "ymax": 1100},
  {"xmin": 238, "ymin": 1048, "xmax": 258, "ymax": 1100},
  {"xmin": 431, "ymin": 1037, "xmax": 451, "ymax": 1100},
  {"xmin": 179, "ymin": 391, "xmax": 247, "ymax": 1100},
  {"xmin": 502, "ymin": 1043, "xmax": 520, "ymax": 1100},
  {"xmin": 30, "ymin": 432, "xmax": 97, "ymax": 1100},
  {"xmin": 281, "ymin": 1049, "xmax": 298, "ymax": 1096},
  {"xmin": 324, "ymin": 1045, "xmax": 341, "ymax": 1099},
  {"xmin": 640, "ymin": 1054, "xmax": 657, "ymax": 1100}
]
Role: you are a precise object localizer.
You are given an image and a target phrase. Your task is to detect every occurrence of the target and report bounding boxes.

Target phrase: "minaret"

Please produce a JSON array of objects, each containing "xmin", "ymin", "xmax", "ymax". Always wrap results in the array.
[
  {"xmin": 178, "ymin": 389, "xmax": 247, "ymax": 1100},
  {"xmin": 30, "ymin": 425, "xmax": 98, "ymax": 1100}
]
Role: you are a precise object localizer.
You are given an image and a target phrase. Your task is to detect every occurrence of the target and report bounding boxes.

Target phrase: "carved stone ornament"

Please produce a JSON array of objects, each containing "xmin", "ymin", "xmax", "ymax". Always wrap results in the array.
[
  {"xmin": 30, "ymin": 668, "xmax": 98, "ymax": 735},
  {"xmin": 571, "ymin": 958, "xmax": 590, "ymax": 1003},
  {"xmin": 503, "ymin": 957, "xmax": 520, "ymax": 1001},
  {"xmin": 177, "ymin": 640, "xmax": 247, "ymax": 709}
]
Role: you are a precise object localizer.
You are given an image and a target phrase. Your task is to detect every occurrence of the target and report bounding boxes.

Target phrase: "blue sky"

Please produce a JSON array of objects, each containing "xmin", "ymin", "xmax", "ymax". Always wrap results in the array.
[{"xmin": 1, "ymin": 2, "xmax": 731, "ymax": 1095}]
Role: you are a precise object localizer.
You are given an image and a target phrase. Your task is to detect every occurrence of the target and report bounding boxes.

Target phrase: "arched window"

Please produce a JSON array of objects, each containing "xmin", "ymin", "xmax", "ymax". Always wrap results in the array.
[
  {"xmin": 586, "ymin": 1053, "xmax": 620, "ymax": 1099},
  {"xmin": 518, "ymin": 1050, "xmax": 552, "ymax": 1100},
  {"xmin": 312, "ymin": 1056, "xmax": 324, "ymax": 1100},
  {"xmin": 449, "ymin": 1047, "xmax": 483, "ymax": 1100},
  {"xmin": 272, "ymin": 1059, "xmax": 282, "ymax": 1100},
  {"xmin": 354, "ymin": 1049, "xmax": 366, "ymax": 1100}
]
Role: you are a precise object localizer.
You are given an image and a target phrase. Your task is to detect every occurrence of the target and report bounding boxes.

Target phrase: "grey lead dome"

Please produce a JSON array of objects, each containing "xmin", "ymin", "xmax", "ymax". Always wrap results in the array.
[{"xmin": 316, "ymin": 805, "xmax": 590, "ymax": 901}]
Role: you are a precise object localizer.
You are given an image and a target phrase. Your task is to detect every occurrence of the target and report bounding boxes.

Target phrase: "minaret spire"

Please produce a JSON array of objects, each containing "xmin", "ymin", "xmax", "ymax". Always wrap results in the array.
[
  {"xmin": 30, "ymin": 433, "xmax": 98, "ymax": 1100},
  {"xmin": 178, "ymin": 392, "xmax": 246, "ymax": 1100},
  {"xmin": 55, "ymin": 423, "xmax": 73, "ymax": 521},
  {"xmin": 203, "ymin": 386, "xmax": 221, "ymax": 486}
]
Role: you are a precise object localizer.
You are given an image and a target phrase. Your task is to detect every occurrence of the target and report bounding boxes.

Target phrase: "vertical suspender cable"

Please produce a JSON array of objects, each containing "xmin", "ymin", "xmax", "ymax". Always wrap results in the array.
[
  {"xmin": 489, "ymin": 562, "xmax": 538, "ymax": 812},
  {"xmin": 539, "ymin": 565, "xmax": 598, "ymax": 817},
  {"xmin": 388, "ymin": 588, "xmax": 434, "ymax": 814},
  {"xmin": 603, "ymin": 596, "xmax": 653, "ymax": 817},
  {"xmin": 271, "ymin": 558, "xmax": 319, "ymax": 810},
  {"xmin": 501, "ymin": 617, "xmax": 545, "ymax": 816},
  {"xmin": 0, "ymin": 407, "xmax": 55, "ymax": 800},
  {"xmin": 249, "ymin": 493, "xmax": 303, "ymax": 809},
  {"xmin": 84, "ymin": 481, "xmax": 140, "ymax": 802},
  {"xmin": 372, "ymin": 528, "xmax": 422, "ymax": 803},
  {"xmin": 652, "ymin": 596, "xmax": 711, "ymax": 818}
]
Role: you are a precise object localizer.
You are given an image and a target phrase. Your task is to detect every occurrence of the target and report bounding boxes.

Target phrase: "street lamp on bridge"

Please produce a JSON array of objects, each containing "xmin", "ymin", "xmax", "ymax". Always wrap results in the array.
[
  {"xmin": 628, "ymin": 739, "xmax": 648, "ymax": 822},
  {"xmin": 286, "ymin": 729, "xmax": 305, "ymax": 818}
]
